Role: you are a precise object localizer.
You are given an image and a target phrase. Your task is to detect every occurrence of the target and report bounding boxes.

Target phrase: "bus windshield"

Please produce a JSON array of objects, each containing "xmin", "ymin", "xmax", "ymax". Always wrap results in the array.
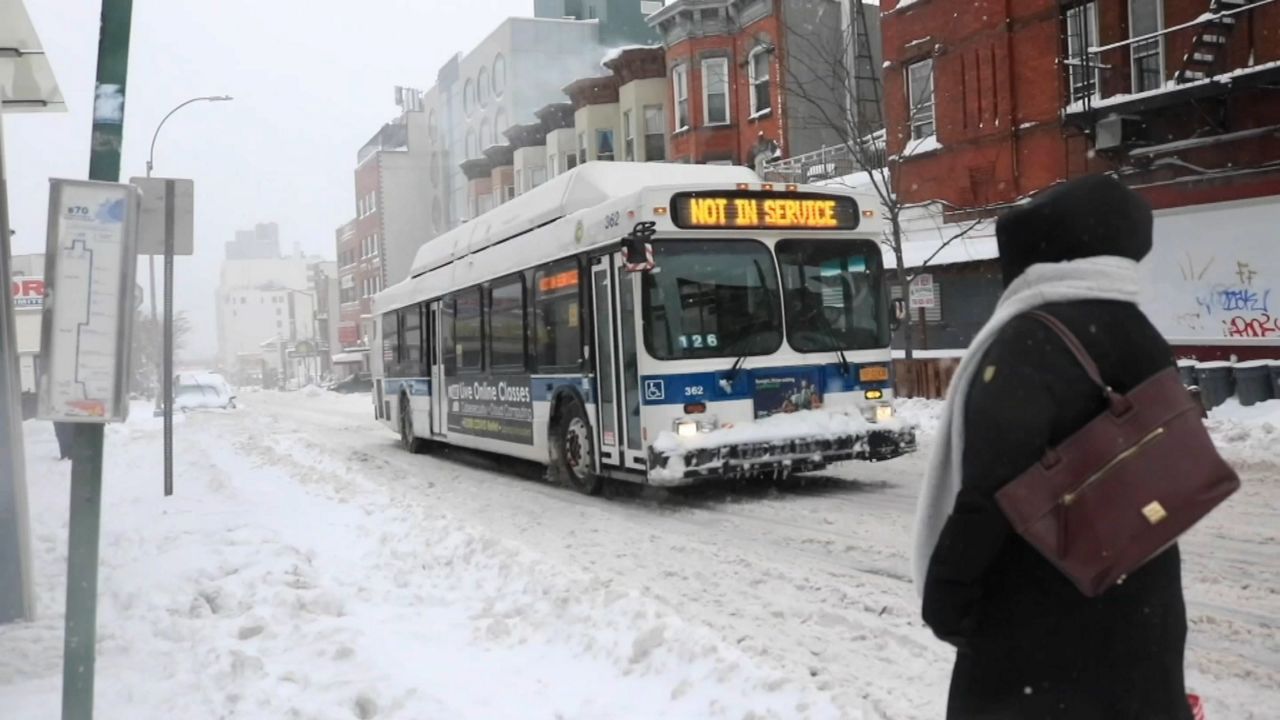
[
  {"xmin": 777, "ymin": 238, "xmax": 889, "ymax": 352},
  {"xmin": 642, "ymin": 240, "xmax": 782, "ymax": 360}
]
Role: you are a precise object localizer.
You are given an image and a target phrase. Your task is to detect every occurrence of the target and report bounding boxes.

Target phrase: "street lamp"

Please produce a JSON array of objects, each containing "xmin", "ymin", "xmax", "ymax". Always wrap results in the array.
[
  {"xmin": 145, "ymin": 95, "xmax": 232, "ymax": 497},
  {"xmin": 145, "ymin": 95, "xmax": 232, "ymax": 387}
]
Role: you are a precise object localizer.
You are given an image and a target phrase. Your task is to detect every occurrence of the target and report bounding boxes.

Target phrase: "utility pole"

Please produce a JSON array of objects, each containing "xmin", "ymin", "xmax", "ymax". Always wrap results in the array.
[
  {"xmin": 63, "ymin": 2, "xmax": 134, "ymax": 718},
  {"xmin": 1, "ymin": 105, "xmax": 36, "ymax": 627}
]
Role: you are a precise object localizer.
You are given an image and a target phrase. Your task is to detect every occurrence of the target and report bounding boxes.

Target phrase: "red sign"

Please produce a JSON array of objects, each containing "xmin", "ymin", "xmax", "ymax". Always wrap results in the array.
[
  {"xmin": 10, "ymin": 278, "xmax": 45, "ymax": 309},
  {"xmin": 339, "ymin": 323, "xmax": 360, "ymax": 345}
]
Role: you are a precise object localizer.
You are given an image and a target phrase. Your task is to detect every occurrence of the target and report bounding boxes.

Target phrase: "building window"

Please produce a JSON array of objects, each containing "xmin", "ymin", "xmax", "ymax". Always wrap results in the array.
[
  {"xmin": 623, "ymin": 110, "xmax": 635, "ymax": 161},
  {"xmin": 463, "ymin": 78, "xmax": 474, "ymax": 116},
  {"xmin": 493, "ymin": 54, "xmax": 506, "ymax": 97},
  {"xmin": 643, "ymin": 105, "xmax": 665, "ymax": 161},
  {"xmin": 673, "ymin": 64, "xmax": 690, "ymax": 130},
  {"xmin": 495, "ymin": 109, "xmax": 508, "ymax": 142},
  {"xmin": 477, "ymin": 67, "xmax": 490, "ymax": 107},
  {"xmin": 907, "ymin": 58, "xmax": 935, "ymax": 140},
  {"xmin": 702, "ymin": 57, "xmax": 729, "ymax": 125},
  {"xmin": 466, "ymin": 129, "xmax": 476, "ymax": 158},
  {"xmin": 1129, "ymin": 0, "xmax": 1164, "ymax": 92},
  {"xmin": 578, "ymin": 131, "xmax": 588, "ymax": 165},
  {"xmin": 566, "ymin": 151, "xmax": 578, "ymax": 171},
  {"xmin": 531, "ymin": 167, "xmax": 546, "ymax": 188},
  {"xmin": 549, "ymin": 153, "xmax": 558, "ymax": 176},
  {"xmin": 1064, "ymin": 3, "xmax": 1100, "ymax": 102},
  {"xmin": 749, "ymin": 47, "xmax": 771, "ymax": 117},
  {"xmin": 597, "ymin": 129, "xmax": 615, "ymax": 162},
  {"xmin": 479, "ymin": 119, "xmax": 491, "ymax": 150}
]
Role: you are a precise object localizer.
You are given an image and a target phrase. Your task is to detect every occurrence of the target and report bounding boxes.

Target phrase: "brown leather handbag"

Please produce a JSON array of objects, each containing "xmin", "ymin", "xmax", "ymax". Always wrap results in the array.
[{"xmin": 994, "ymin": 311, "xmax": 1240, "ymax": 597}]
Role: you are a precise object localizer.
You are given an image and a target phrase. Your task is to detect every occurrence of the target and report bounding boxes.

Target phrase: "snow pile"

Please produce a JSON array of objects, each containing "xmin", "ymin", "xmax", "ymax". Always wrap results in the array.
[
  {"xmin": 652, "ymin": 410, "xmax": 881, "ymax": 455},
  {"xmin": 1206, "ymin": 399, "xmax": 1280, "ymax": 471},
  {"xmin": 1, "ymin": 411, "xmax": 847, "ymax": 719},
  {"xmin": 894, "ymin": 397, "xmax": 944, "ymax": 439}
]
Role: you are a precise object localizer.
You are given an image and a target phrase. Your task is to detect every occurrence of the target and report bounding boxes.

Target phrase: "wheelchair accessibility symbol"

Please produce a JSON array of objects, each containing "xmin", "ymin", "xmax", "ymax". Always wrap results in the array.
[{"xmin": 643, "ymin": 379, "xmax": 666, "ymax": 402}]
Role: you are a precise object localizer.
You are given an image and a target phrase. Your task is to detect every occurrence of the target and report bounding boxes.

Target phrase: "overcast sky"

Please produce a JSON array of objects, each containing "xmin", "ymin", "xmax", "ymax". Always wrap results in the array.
[{"xmin": 7, "ymin": 0, "xmax": 533, "ymax": 360}]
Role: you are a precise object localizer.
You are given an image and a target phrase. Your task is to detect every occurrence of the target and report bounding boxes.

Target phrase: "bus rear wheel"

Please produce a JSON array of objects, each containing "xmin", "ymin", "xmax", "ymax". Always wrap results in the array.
[
  {"xmin": 554, "ymin": 397, "xmax": 601, "ymax": 495},
  {"xmin": 399, "ymin": 393, "xmax": 428, "ymax": 454}
]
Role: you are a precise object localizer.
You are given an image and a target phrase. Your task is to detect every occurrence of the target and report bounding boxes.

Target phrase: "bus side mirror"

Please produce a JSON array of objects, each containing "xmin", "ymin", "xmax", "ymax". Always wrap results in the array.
[
  {"xmin": 622, "ymin": 236, "xmax": 646, "ymax": 266},
  {"xmin": 891, "ymin": 298, "xmax": 907, "ymax": 331},
  {"xmin": 622, "ymin": 221, "xmax": 656, "ymax": 271}
]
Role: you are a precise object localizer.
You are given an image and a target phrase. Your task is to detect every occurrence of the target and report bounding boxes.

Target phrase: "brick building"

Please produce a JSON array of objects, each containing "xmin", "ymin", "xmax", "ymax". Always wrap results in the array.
[
  {"xmin": 880, "ymin": 0, "xmax": 1280, "ymax": 357},
  {"xmin": 647, "ymin": 0, "xmax": 850, "ymax": 168}
]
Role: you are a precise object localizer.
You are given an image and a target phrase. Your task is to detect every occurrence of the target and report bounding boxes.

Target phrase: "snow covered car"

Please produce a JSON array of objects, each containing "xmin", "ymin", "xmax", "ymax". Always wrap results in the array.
[
  {"xmin": 328, "ymin": 372, "xmax": 373, "ymax": 394},
  {"xmin": 173, "ymin": 372, "xmax": 237, "ymax": 411}
]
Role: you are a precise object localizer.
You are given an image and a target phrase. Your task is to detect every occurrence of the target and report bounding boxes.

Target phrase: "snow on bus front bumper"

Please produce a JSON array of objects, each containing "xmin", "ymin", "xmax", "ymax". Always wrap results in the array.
[{"xmin": 645, "ymin": 410, "xmax": 917, "ymax": 486}]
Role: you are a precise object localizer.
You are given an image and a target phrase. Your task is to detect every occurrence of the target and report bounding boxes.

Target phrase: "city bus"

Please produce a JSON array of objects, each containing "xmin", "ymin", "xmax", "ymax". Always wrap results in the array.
[{"xmin": 371, "ymin": 162, "xmax": 915, "ymax": 494}]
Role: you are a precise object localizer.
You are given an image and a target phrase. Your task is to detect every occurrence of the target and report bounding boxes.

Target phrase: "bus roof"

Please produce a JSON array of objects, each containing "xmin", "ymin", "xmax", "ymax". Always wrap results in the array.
[{"xmin": 407, "ymin": 162, "xmax": 760, "ymax": 279}]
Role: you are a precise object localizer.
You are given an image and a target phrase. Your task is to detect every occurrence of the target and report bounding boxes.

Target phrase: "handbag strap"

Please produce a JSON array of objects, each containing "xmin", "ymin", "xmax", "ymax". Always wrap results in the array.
[{"xmin": 1024, "ymin": 311, "xmax": 1124, "ymax": 409}]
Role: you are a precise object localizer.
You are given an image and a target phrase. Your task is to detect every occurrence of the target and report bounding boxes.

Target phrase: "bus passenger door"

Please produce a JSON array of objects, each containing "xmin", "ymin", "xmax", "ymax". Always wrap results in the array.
[
  {"xmin": 590, "ymin": 257, "xmax": 622, "ymax": 469},
  {"xmin": 429, "ymin": 300, "xmax": 447, "ymax": 438}
]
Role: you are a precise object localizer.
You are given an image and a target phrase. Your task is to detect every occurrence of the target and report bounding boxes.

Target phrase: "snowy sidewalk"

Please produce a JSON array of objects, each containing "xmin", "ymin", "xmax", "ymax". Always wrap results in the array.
[{"xmin": 0, "ymin": 404, "xmax": 845, "ymax": 719}]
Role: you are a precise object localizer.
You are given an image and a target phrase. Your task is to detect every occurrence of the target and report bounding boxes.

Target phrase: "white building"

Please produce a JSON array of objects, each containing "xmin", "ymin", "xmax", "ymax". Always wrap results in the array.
[{"xmin": 215, "ymin": 257, "xmax": 316, "ymax": 384}]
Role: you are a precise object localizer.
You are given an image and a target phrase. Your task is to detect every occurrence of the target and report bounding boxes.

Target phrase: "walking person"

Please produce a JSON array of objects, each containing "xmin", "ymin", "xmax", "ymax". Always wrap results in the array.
[{"xmin": 913, "ymin": 175, "xmax": 1194, "ymax": 719}]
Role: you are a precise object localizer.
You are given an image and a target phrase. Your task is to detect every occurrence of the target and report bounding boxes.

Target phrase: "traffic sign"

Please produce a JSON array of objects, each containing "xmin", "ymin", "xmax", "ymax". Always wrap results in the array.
[{"xmin": 909, "ymin": 273, "xmax": 936, "ymax": 309}]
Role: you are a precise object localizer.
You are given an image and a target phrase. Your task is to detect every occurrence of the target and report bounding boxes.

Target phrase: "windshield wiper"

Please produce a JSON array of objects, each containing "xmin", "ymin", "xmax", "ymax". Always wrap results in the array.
[
  {"xmin": 722, "ymin": 260, "xmax": 776, "ymax": 388},
  {"xmin": 822, "ymin": 327, "xmax": 852, "ymax": 377}
]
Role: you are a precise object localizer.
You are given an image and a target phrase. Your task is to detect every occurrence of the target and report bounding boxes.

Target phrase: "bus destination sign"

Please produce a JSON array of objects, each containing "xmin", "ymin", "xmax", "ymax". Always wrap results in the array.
[{"xmin": 670, "ymin": 192, "xmax": 860, "ymax": 231}]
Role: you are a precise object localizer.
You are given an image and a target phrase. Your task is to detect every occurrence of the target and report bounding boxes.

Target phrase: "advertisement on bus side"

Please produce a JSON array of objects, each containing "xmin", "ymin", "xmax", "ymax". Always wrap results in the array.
[{"xmin": 446, "ymin": 376, "xmax": 534, "ymax": 445}]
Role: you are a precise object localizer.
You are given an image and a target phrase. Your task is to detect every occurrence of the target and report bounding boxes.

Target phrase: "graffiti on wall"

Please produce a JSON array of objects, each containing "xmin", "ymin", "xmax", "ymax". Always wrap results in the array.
[{"xmin": 1175, "ymin": 256, "xmax": 1278, "ymax": 339}]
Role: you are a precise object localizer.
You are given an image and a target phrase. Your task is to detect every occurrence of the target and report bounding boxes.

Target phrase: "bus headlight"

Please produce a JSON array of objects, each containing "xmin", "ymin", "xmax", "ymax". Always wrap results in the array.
[
  {"xmin": 875, "ymin": 405, "xmax": 895, "ymax": 423},
  {"xmin": 674, "ymin": 416, "xmax": 718, "ymax": 436}
]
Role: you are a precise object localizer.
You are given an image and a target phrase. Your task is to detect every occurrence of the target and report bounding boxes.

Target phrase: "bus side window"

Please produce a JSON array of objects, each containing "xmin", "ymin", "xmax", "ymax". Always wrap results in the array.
[
  {"xmin": 533, "ymin": 259, "xmax": 582, "ymax": 372},
  {"xmin": 489, "ymin": 275, "xmax": 527, "ymax": 372},
  {"xmin": 400, "ymin": 305, "xmax": 423, "ymax": 378},
  {"xmin": 456, "ymin": 287, "xmax": 484, "ymax": 372},
  {"xmin": 382, "ymin": 312, "xmax": 400, "ymax": 378},
  {"xmin": 442, "ymin": 298, "xmax": 456, "ymax": 374}
]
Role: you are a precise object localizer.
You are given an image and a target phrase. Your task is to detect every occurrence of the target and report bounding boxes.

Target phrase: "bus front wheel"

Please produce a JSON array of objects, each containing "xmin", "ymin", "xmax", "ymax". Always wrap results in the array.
[
  {"xmin": 553, "ymin": 397, "xmax": 601, "ymax": 495},
  {"xmin": 399, "ymin": 393, "xmax": 428, "ymax": 454}
]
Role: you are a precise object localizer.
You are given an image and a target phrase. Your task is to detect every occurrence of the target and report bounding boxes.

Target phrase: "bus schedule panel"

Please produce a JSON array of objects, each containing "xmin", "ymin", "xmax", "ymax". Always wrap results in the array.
[{"xmin": 670, "ymin": 191, "xmax": 860, "ymax": 231}]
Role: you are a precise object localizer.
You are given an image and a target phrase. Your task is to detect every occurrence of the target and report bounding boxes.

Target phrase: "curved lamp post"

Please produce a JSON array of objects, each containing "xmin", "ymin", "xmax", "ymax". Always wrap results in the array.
[{"xmin": 145, "ymin": 95, "xmax": 232, "ymax": 497}]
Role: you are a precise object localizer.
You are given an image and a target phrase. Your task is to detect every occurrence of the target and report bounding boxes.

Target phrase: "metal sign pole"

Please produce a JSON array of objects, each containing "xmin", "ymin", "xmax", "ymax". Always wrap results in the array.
[
  {"xmin": 0, "ymin": 113, "xmax": 37, "ymax": 625},
  {"xmin": 163, "ymin": 180, "xmax": 174, "ymax": 496},
  {"xmin": 62, "ymin": 2, "xmax": 134, "ymax": 718}
]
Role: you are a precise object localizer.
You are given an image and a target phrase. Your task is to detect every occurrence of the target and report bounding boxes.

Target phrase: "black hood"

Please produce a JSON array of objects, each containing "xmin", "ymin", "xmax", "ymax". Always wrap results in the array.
[{"xmin": 995, "ymin": 174, "xmax": 1153, "ymax": 287}]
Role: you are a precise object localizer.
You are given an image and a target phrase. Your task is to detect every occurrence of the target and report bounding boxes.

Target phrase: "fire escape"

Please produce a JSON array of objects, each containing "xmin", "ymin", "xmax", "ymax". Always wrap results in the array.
[
  {"xmin": 1175, "ymin": 0, "xmax": 1254, "ymax": 83},
  {"xmin": 1062, "ymin": 0, "xmax": 1279, "ymax": 159}
]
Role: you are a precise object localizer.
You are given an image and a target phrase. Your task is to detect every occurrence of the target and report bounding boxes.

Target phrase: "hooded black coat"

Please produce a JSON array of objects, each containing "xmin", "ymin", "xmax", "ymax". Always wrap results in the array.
[{"xmin": 921, "ymin": 175, "xmax": 1193, "ymax": 720}]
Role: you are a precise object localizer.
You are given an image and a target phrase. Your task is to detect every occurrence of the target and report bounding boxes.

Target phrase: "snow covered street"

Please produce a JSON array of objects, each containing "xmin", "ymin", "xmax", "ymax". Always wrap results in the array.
[{"xmin": 1, "ymin": 392, "xmax": 1277, "ymax": 719}]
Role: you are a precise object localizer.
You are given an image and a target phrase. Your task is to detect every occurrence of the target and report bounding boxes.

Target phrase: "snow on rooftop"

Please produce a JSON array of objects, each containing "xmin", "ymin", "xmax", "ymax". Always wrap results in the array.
[
  {"xmin": 380, "ymin": 162, "xmax": 762, "ymax": 312},
  {"xmin": 600, "ymin": 44, "xmax": 661, "ymax": 68}
]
